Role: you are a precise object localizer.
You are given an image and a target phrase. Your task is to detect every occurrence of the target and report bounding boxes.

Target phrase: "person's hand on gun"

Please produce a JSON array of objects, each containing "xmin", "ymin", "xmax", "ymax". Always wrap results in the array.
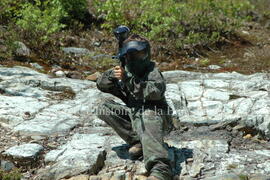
[{"xmin": 113, "ymin": 66, "xmax": 125, "ymax": 80}]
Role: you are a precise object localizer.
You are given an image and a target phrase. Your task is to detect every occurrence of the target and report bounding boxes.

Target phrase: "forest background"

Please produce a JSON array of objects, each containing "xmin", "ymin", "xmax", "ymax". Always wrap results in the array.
[{"xmin": 0, "ymin": 0, "xmax": 269, "ymax": 74}]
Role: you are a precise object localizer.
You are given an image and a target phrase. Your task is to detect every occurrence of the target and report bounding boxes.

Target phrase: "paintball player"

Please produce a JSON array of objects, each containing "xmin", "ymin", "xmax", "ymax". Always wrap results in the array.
[{"xmin": 96, "ymin": 33, "xmax": 173, "ymax": 180}]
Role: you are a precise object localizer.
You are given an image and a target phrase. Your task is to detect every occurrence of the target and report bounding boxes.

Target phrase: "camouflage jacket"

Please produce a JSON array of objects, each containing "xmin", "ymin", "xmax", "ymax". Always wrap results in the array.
[{"xmin": 96, "ymin": 62, "xmax": 169, "ymax": 109}]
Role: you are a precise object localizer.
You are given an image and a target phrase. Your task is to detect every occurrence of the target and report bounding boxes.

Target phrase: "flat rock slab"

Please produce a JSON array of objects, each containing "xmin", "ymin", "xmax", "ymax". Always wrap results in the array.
[
  {"xmin": 1, "ymin": 66, "xmax": 270, "ymax": 179},
  {"xmin": 1, "ymin": 143, "xmax": 44, "ymax": 168},
  {"xmin": 166, "ymin": 139, "xmax": 229, "ymax": 155},
  {"xmin": 2, "ymin": 143, "xmax": 44, "ymax": 159},
  {"xmin": 62, "ymin": 175, "xmax": 90, "ymax": 180},
  {"xmin": 1, "ymin": 66, "xmax": 270, "ymax": 137},
  {"xmin": 165, "ymin": 135, "xmax": 270, "ymax": 178},
  {"xmin": 0, "ymin": 160, "xmax": 15, "ymax": 171},
  {"xmin": 163, "ymin": 71, "xmax": 270, "ymax": 138},
  {"xmin": 204, "ymin": 173, "xmax": 270, "ymax": 180},
  {"xmin": 0, "ymin": 66, "xmax": 117, "ymax": 135},
  {"xmin": 38, "ymin": 132, "xmax": 123, "ymax": 180},
  {"xmin": 62, "ymin": 47, "xmax": 94, "ymax": 57}
]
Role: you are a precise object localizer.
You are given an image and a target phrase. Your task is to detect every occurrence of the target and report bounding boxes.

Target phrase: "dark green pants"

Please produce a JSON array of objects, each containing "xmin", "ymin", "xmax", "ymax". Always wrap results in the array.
[{"xmin": 97, "ymin": 99, "xmax": 173, "ymax": 180}]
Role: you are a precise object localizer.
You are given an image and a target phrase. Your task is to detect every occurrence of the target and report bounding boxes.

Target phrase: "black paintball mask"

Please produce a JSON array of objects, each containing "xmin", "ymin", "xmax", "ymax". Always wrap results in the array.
[{"xmin": 119, "ymin": 41, "xmax": 151, "ymax": 78}]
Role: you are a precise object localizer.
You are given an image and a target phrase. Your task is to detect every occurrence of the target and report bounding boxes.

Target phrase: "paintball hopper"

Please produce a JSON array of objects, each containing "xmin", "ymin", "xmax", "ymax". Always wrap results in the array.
[
  {"xmin": 112, "ymin": 25, "xmax": 130, "ymax": 61},
  {"xmin": 113, "ymin": 25, "xmax": 130, "ymax": 47}
]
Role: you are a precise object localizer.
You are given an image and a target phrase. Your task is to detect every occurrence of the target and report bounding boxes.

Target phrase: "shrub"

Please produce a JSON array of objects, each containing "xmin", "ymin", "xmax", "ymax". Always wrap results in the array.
[
  {"xmin": 15, "ymin": 0, "xmax": 67, "ymax": 41},
  {"xmin": 59, "ymin": 0, "xmax": 88, "ymax": 22},
  {"xmin": 93, "ymin": 0, "xmax": 253, "ymax": 49},
  {"xmin": 0, "ymin": 0, "xmax": 24, "ymax": 25},
  {"xmin": 0, "ymin": 24, "xmax": 21, "ymax": 60},
  {"xmin": 0, "ymin": 169, "xmax": 22, "ymax": 180}
]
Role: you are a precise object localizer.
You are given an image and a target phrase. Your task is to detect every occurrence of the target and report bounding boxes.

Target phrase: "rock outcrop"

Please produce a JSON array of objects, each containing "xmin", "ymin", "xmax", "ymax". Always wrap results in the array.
[
  {"xmin": 0, "ymin": 66, "xmax": 270, "ymax": 179},
  {"xmin": 14, "ymin": 41, "xmax": 31, "ymax": 57},
  {"xmin": 62, "ymin": 47, "xmax": 94, "ymax": 57}
]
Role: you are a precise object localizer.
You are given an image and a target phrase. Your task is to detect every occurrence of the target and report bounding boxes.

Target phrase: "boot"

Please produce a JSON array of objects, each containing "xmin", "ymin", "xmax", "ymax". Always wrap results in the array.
[{"xmin": 128, "ymin": 143, "xmax": 143, "ymax": 160}]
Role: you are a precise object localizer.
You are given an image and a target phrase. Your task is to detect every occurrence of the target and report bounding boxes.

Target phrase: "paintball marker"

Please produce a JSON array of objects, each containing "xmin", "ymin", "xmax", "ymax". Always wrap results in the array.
[
  {"xmin": 112, "ymin": 25, "xmax": 130, "ymax": 88},
  {"xmin": 112, "ymin": 25, "xmax": 130, "ymax": 66}
]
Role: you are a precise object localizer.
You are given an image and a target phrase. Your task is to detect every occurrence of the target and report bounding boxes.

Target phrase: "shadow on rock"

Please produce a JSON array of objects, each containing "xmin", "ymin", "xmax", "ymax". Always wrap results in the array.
[
  {"xmin": 111, "ymin": 144, "xmax": 193, "ymax": 176},
  {"xmin": 168, "ymin": 146, "xmax": 193, "ymax": 176},
  {"xmin": 111, "ymin": 144, "xmax": 130, "ymax": 160}
]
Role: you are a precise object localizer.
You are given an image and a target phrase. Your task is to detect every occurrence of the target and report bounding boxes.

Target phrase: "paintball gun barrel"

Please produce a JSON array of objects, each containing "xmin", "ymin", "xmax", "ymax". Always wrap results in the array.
[
  {"xmin": 112, "ymin": 25, "xmax": 130, "ymax": 67},
  {"xmin": 112, "ymin": 25, "xmax": 130, "ymax": 89}
]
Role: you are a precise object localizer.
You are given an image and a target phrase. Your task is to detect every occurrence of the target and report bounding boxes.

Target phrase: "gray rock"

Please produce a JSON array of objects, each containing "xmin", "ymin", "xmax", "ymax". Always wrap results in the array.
[
  {"xmin": 166, "ymin": 139, "xmax": 229, "ymax": 155},
  {"xmin": 110, "ymin": 171, "xmax": 126, "ymax": 180},
  {"xmin": 93, "ymin": 42, "xmax": 101, "ymax": 47},
  {"xmin": 179, "ymin": 81, "xmax": 204, "ymax": 101},
  {"xmin": 204, "ymin": 173, "xmax": 243, "ymax": 180},
  {"xmin": 235, "ymin": 98, "xmax": 253, "ymax": 114},
  {"xmin": 165, "ymin": 84, "xmax": 186, "ymax": 116},
  {"xmin": 216, "ymin": 150, "xmax": 270, "ymax": 175},
  {"xmin": 189, "ymin": 162, "xmax": 204, "ymax": 178},
  {"xmin": 40, "ymin": 133, "xmax": 112, "ymax": 180},
  {"xmin": 14, "ymin": 41, "xmax": 30, "ymax": 57},
  {"xmin": 1, "ymin": 66, "xmax": 270, "ymax": 179},
  {"xmin": 183, "ymin": 64, "xmax": 198, "ymax": 69},
  {"xmin": 0, "ymin": 66, "xmax": 117, "ymax": 135},
  {"xmin": 187, "ymin": 101, "xmax": 204, "ymax": 116},
  {"xmin": 212, "ymin": 72, "xmax": 245, "ymax": 79},
  {"xmin": 30, "ymin": 63, "xmax": 44, "ymax": 70},
  {"xmin": 202, "ymin": 101, "xmax": 223, "ymax": 117},
  {"xmin": 203, "ymin": 79, "xmax": 230, "ymax": 89},
  {"xmin": 62, "ymin": 47, "xmax": 94, "ymax": 57},
  {"xmin": 92, "ymin": 54, "xmax": 112, "ymax": 61},
  {"xmin": 1, "ymin": 66, "xmax": 269, "ymax": 136},
  {"xmin": 166, "ymin": 137, "xmax": 270, "ymax": 177},
  {"xmin": 249, "ymin": 174, "xmax": 270, "ymax": 180},
  {"xmin": 30, "ymin": 135, "xmax": 45, "ymax": 141},
  {"xmin": 55, "ymin": 70, "xmax": 65, "ymax": 77},
  {"xmin": 97, "ymin": 135, "xmax": 146, "ymax": 178},
  {"xmin": 0, "ymin": 96, "xmax": 50, "ymax": 127},
  {"xmin": 163, "ymin": 70, "xmax": 270, "ymax": 134},
  {"xmin": 208, "ymin": 65, "xmax": 221, "ymax": 70},
  {"xmin": 163, "ymin": 70, "xmax": 204, "ymax": 83},
  {"xmin": 2, "ymin": 143, "xmax": 43, "ymax": 160},
  {"xmin": 203, "ymin": 89, "xmax": 230, "ymax": 101},
  {"xmin": 230, "ymin": 80, "xmax": 262, "ymax": 91},
  {"xmin": 0, "ymin": 160, "xmax": 15, "ymax": 171},
  {"xmin": 14, "ymin": 112, "xmax": 80, "ymax": 136}
]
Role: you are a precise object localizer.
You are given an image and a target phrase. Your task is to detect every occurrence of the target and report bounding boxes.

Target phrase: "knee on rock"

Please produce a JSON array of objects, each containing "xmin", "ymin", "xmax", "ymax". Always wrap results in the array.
[{"xmin": 96, "ymin": 101, "xmax": 111, "ymax": 119}]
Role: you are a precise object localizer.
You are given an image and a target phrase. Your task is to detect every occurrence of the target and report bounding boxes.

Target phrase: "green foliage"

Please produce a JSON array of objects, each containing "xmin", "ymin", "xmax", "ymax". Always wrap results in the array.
[
  {"xmin": 59, "ymin": 0, "xmax": 88, "ymax": 21},
  {"xmin": 57, "ymin": 0, "xmax": 89, "ymax": 29},
  {"xmin": 0, "ymin": 0, "xmax": 89, "ymax": 41},
  {"xmin": 238, "ymin": 174, "xmax": 249, "ymax": 180},
  {"xmin": 83, "ymin": 55, "xmax": 118, "ymax": 71},
  {"xmin": 0, "ymin": 0, "xmax": 24, "ymax": 25},
  {"xmin": 16, "ymin": 0, "xmax": 67, "ymax": 41},
  {"xmin": 199, "ymin": 58, "xmax": 210, "ymax": 66},
  {"xmin": 0, "ymin": 169, "xmax": 22, "ymax": 180},
  {"xmin": 0, "ymin": 25, "xmax": 20, "ymax": 59},
  {"xmin": 227, "ymin": 163, "xmax": 238, "ymax": 170},
  {"xmin": 93, "ymin": 0, "xmax": 253, "ymax": 48},
  {"xmin": 249, "ymin": 0, "xmax": 270, "ymax": 16}
]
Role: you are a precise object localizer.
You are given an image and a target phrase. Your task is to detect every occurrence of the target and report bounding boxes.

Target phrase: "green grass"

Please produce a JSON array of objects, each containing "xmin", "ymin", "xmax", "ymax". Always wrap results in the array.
[{"xmin": 0, "ymin": 169, "xmax": 22, "ymax": 180}]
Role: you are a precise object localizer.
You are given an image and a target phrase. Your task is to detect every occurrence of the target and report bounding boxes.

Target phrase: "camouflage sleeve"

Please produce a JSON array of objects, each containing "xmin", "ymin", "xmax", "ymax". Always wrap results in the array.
[
  {"xmin": 122, "ymin": 68, "xmax": 166, "ymax": 101},
  {"xmin": 96, "ymin": 68, "xmax": 116, "ymax": 92},
  {"xmin": 96, "ymin": 69, "xmax": 127, "ymax": 102}
]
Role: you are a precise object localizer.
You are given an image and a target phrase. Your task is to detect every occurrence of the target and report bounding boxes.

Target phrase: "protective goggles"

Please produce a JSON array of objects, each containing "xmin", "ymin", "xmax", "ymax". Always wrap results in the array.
[{"xmin": 119, "ymin": 41, "xmax": 150, "ymax": 61}]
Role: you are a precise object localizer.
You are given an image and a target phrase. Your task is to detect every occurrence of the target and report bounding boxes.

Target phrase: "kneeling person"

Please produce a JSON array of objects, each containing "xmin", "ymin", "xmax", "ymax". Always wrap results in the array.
[{"xmin": 96, "ymin": 34, "xmax": 173, "ymax": 180}]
